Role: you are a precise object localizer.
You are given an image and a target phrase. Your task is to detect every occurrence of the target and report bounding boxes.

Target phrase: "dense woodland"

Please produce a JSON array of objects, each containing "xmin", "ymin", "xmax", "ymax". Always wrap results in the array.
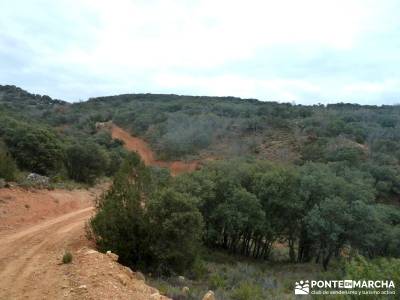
[
  {"xmin": 1, "ymin": 85, "xmax": 400, "ymax": 297},
  {"xmin": 1, "ymin": 85, "xmax": 400, "ymax": 200},
  {"xmin": 0, "ymin": 85, "xmax": 127, "ymax": 184}
]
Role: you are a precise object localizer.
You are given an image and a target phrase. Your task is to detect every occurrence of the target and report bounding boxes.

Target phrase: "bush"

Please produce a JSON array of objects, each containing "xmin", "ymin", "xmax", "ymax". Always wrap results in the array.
[
  {"xmin": 208, "ymin": 273, "xmax": 226, "ymax": 290},
  {"xmin": 3, "ymin": 125, "xmax": 64, "ymax": 175},
  {"xmin": 189, "ymin": 258, "xmax": 208, "ymax": 280},
  {"xmin": 0, "ymin": 145, "xmax": 18, "ymax": 181},
  {"xmin": 65, "ymin": 143, "xmax": 108, "ymax": 184},
  {"xmin": 90, "ymin": 154, "xmax": 203, "ymax": 275},
  {"xmin": 343, "ymin": 256, "xmax": 400, "ymax": 299},
  {"xmin": 62, "ymin": 251, "xmax": 73, "ymax": 264},
  {"xmin": 231, "ymin": 281, "xmax": 265, "ymax": 300},
  {"xmin": 147, "ymin": 188, "xmax": 204, "ymax": 274},
  {"xmin": 344, "ymin": 255, "xmax": 400, "ymax": 283}
]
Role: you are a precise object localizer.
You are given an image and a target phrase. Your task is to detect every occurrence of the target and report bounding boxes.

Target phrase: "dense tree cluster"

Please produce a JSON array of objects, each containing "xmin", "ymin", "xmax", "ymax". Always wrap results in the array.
[
  {"xmin": 90, "ymin": 156, "xmax": 400, "ymax": 273},
  {"xmin": 172, "ymin": 160, "xmax": 400, "ymax": 270},
  {"xmin": 0, "ymin": 116, "xmax": 65, "ymax": 175},
  {"xmin": 0, "ymin": 110, "xmax": 127, "ymax": 183},
  {"xmin": 0, "ymin": 143, "xmax": 17, "ymax": 181}
]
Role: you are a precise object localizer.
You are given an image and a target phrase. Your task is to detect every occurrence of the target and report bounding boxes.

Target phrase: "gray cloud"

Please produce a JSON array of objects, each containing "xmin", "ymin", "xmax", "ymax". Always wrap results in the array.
[{"xmin": 1, "ymin": 0, "xmax": 400, "ymax": 104}]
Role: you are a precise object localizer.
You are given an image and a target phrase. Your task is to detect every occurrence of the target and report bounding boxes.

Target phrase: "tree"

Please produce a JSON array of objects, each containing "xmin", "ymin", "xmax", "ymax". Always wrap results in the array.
[
  {"xmin": 252, "ymin": 166, "xmax": 301, "ymax": 261},
  {"xmin": 0, "ymin": 144, "xmax": 18, "ymax": 181},
  {"xmin": 4, "ymin": 126, "xmax": 64, "ymax": 175},
  {"xmin": 90, "ymin": 153, "xmax": 151, "ymax": 269},
  {"xmin": 211, "ymin": 187, "xmax": 264, "ymax": 256},
  {"xmin": 326, "ymin": 146, "xmax": 366, "ymax": 165},
  {"xmin": 65, "ymin": 143, "xmax": 107, "ymax": 184},
  {"xmin": 305, "ymin": 197, "xmax": 352, "ymax": 270},
  {"xmin": 147, "ymin": 188, "xmax": 203, "ymax": 274},
  {"xmin": 91, "ymin": 153, "xmax": 203, "ymax": 274},
  {"xmin": 297, "ymin": 162, "xmax": 376, "ymax": 265}
]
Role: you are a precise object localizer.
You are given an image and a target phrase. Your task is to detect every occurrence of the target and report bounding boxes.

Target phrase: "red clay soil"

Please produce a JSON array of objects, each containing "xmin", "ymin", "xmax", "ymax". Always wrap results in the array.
[
  {"xmin": 111, "ymin": 125, "xmax": 199, "ymax": 176},
  {"xmin": 0, "ymin": 186, "xmax": 101, "ymax": 235},
  {"xmin": 0, "ymin": 185, "xmax": 169, "ymax": 300}
]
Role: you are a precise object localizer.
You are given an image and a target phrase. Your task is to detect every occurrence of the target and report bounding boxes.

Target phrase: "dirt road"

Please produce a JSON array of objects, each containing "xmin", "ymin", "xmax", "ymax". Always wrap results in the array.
[
  {"xmin": 0, "ymin": 187, "xmax": 169, "ymax": 300},
  {"xmin": 111, "ymin": 125, "xmax": 199, "ymax": 176},
  {"xmin": 0, "ymin": 207, "xmax": 93, "ymax": 299}
]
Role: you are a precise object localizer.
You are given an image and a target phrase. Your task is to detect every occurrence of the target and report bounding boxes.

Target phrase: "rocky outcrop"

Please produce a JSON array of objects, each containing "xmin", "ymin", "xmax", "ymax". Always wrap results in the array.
[
  {"xmin": 106, "ymin": 250, "xmax": 119, "ymax": 261},
  {"xmin": 26, "ymin": 173, "xmax": 49, "ymax": 186},
  {"xmin": 95, "ymin": 121, "xmax": 113, "ymax": 130},
  {"xmin": 135, "ymin": 271, "xmax": 146, "ymax": 281},
  {"xmin": 68, "ymin": 247, "xmax": 171, "ymax": 299}
]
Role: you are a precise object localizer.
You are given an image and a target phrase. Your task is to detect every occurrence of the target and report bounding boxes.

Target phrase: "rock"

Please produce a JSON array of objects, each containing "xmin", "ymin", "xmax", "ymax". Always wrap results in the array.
[
  {"xmin": 177, "ymin": 275, "xmax": 185, "ymax": 283},
  {"xmin": 77, "ymin": 285, "xmax": 87, "ymax": 290},
  {"xmin": 116, "ymin": 273, "xmax": 128, "ymax": 286},
  {"xmin": 26, "ymin": 173, "xmax": 50, "ymax": 186},
  {"xmin": 123, "ymin": 266, "xmax": 134, "ymax": 278},
  {"xmin": 134, "ymin": 271, "xmax": 145, "ymax": 281},
  {"xmin": 95, "ymin": 121, "xmax": 113, "ymax": 130},
  {"xmin": 182, "ymin": 286, "xmax": 190, "ymax": 294},
  {"xmin": 150, "ymin": 292, "xmax": 161, "ymax": 300},
  {"xmin": 202, "ymin": 290, "xmax": 215, "ymax": 300},
  {"xmin": 106, "ymin": 250, "xmax": 119, "ymax": 262},
  {"xmin": 85, "ymin": 249, "xmax": 98, "ymax": 255},
  {"xmin": 149, "ymin": 287, "xmax": 158, "ymax": 294}
]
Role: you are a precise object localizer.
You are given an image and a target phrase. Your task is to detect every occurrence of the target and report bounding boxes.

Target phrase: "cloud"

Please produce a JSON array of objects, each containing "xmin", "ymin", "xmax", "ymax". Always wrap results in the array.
[{"xmin": 0, "ymin": 0, "xmax": 399, "ymax": 104}]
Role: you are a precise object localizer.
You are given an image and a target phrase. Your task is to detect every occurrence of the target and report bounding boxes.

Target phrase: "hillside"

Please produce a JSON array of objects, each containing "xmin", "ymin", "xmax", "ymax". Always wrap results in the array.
[
  {"xmin": 110, "ymin": 124, "xmax": 199, "ymax": 176},
  {"xmin": 1, "ymin": 85, "xmax": 400, "ymax": 299},
  {"xmin": 1, "ymin": 85, "xmax": 399, "ymax": 201}
]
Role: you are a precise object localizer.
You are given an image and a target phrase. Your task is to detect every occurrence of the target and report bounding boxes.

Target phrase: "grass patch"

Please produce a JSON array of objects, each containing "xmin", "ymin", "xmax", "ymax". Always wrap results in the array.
[
  {"xmin": 148, "ymin": 248, "xmax": 330, "ymax": 300},
  {"xmin": 62, "ymin": 251, "xmax": 73, "ymax": 264}
]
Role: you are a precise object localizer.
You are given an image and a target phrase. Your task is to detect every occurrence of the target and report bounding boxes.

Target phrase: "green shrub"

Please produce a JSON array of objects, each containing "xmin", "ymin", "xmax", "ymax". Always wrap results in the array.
[
  {"xmin": 62, "ymin": 251, "xmax": 73, "ymax": 264},
  {"xmin": 65, "ymin": 143, "xmax": 108, "ymax": 184},
  {"xmin": 231, "ymin": 281, "xmax": 264, "ymax": 300},
  {"xmin": 3, "ymin": 124, "xmax": 65, "ymax": 175},
  {"xmin": 90, "ymin": 154, "xmax": 204, "ymax": 275},
  {"xmin": 343, "ymin": 256, "xmax": 400, "ymax": 299},
  {"xmin": 147, "ymin": 188, "xmax": 204, "ymax": 274},
  {"xmin": 0, "ymin": 146, "xmax": 18, "ymax": 181},
  {"xmin": 208, "ymin": 273, "xmax": 226, "ymax": 290},
  {"xmin": 344, "ymin": 256, "xmax": 400, "ymax": 284},
  {"xmin": 189, "ymin": 258, "xmax": 208, "ymax": 280}
]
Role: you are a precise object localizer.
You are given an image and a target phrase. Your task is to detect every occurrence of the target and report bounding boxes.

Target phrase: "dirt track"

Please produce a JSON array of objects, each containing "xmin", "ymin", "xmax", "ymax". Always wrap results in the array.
[
  {"xmin": 0, "ymin": 124, "xmax": 194, "ymax": 299},
  {"xmin": 111, "ymin": 125, "xmax": 199, "ymax": 176},
  {"xmin": 0, "ymin": 187, "xmax": 169, "ymax": 300},
  {"xmin": 0, "ymin": 207, "xmax": 93, "ymax": 299}
]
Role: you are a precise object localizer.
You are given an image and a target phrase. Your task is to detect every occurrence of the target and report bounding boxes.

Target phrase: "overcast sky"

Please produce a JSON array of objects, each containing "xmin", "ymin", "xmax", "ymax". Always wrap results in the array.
[{"xmin": 1, "ymin": 0, "xmax": 399, "ymax": 104}]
